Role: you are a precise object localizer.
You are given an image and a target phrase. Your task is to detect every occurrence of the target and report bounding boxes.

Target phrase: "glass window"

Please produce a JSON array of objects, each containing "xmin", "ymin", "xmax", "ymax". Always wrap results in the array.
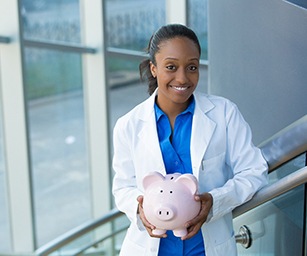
[
  {"xmin": 106, "ymin": 0, "xmax": 165, "ymax": 51},
  {"xmin": 234, "ymin": 185, "xmax": 304, "ymax": 255},
  {"xmin": 106, "ymin": 0, "xmax": 165, "ymax": 106},
  {"xmin": 106, "ymin": 0, "xmax": 166, "ymax": 137},
  {"xmin": 23, "ymin": 47, "xmax": 91, "ymax": 246},
  {"xmin": 234, "ymin": 153, "xmax": 306, "ymax": 255},
  {"xmin": 0, "ymin": 86, "xmax": 11, "ymax": 252},
  {"xmin": 20, "ymin": 0, "xmax": 92, "ymax": 246},
  {"xmin": 21, "ymin": 0, "xmax": 81, "ymax": 43},
  {"xmin": 268, "ymin": 153, "xmax": 307, "ymax": 184},
  {"xmin": 187, "ymin": 0, "xmax": 208, "ymax": 60},
  {"xmin": 108, "ymin": 57, "xmax": 149, "ymax": 130}
]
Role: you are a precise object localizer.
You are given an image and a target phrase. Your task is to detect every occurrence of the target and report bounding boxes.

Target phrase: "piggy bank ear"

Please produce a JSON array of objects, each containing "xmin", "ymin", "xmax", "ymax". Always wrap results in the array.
[
  {"xmin": 165, "ymin": 172, "xmax": 181, "ymax": 181},
  {"xmin": 175, "ymin": 174, "xmax": 198, "ymax": 194},
  {"xmin": 143, "ymin": 171, "xmax": 165, "ymax": 190}
]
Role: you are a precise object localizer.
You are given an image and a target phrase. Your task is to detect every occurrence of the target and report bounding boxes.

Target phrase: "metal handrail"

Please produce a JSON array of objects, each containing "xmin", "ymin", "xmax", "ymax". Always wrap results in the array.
[
  {"xmin": 35, "ymin": 208, "xmax": 123, "ymax": 256},
  {"xmin": 72, "ymin": 225, "xmax": 128, "ymax": 256},
  {"xmin": 259, "ymin": 115, "xmax": 307, "ymax": 172},
  {"xmin": 233, "ymin": 166, "xmax": 307, "ymax": 218},
  {"xmin": 34, "ymin": 115, "xmax": 307, "ymax": 255}
]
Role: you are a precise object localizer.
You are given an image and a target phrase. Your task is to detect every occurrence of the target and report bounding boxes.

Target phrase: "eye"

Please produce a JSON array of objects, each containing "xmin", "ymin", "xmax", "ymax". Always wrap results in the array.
[
  {"xmin": 170, "ymin": 191, "xmax": 173, "ymax": 193},
  {"xmin": 188, "ymin": 65, "xmax": 198, "ymax": 72},
  {"xmin": 166, "ymin": 65, "xmax": 176, "ymax": 71},
  {"xmin": 160, "ymin": 190, "xmax": 163, "ymax": 193}
]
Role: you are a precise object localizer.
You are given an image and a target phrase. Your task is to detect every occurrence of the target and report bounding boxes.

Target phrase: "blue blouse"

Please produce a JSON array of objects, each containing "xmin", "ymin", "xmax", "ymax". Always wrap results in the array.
[{"xmin": 154, "ymin": 97, "xmax": 205, "ymax": 256}]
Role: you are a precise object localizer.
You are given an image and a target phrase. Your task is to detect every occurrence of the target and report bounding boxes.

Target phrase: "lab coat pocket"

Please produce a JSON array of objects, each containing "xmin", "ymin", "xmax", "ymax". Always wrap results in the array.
[{"xmin": 198, "ymin": 152, "xmax": 226, "ymax": 192}]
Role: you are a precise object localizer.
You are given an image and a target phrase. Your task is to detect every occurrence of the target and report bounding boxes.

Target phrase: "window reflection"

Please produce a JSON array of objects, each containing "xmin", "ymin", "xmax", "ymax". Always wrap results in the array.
[
  {"xmin": 21, "ymin": 0, "xmax": 81, "ymax": 43},
  {"xmin": 24, "ymin": 47, "xmax": 91, "ymax": 246},
  {"xmin": 106, "ymin": 0, "xmax": 165, "ymax": 51},
  {"xmin": 268, "ymin": 153, "xmax": 307, "ymax": 184},
  {"xmin": 234, "ymin": 185, "xmax": 304, "ymax": 255},
  {"xmin": 188, "ymin": 0, "xmax": 208, "ymax": 60}
]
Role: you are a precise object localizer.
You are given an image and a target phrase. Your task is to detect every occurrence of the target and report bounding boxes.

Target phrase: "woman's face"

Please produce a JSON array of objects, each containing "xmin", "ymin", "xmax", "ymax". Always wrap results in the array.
[{"xmin": 150, "ymin": 36, "xmax": 200, "ymax": 110}]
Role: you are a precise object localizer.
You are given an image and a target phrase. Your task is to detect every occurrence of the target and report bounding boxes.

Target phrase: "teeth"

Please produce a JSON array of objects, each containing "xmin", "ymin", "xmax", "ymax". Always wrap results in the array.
[{"xmin": 173, "ymin": 86, "xmax": 187, "ymax": 91}]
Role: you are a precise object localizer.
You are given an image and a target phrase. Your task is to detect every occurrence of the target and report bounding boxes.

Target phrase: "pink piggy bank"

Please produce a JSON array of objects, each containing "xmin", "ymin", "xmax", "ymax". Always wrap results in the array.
[{"xmin": 142, "ymin": 171, "xmax": 201, "ymax": 237}]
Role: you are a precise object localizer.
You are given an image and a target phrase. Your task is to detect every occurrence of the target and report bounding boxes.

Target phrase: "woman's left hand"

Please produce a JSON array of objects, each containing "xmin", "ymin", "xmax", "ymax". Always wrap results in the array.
[{"xmin": 181, "ymin": 192, "xmax": 213, "ymax": 240}]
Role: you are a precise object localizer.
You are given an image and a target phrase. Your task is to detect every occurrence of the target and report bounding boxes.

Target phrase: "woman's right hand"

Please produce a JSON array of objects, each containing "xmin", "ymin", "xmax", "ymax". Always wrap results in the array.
[{"xmin": 137, "ymin": 195, "xmax": 167, "ymax": 238}]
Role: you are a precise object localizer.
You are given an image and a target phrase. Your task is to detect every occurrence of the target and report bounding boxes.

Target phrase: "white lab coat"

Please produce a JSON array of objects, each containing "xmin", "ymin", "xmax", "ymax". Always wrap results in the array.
[{"xmin": 112, "ymin": 90, "xmax": 268, "ymax": 256}]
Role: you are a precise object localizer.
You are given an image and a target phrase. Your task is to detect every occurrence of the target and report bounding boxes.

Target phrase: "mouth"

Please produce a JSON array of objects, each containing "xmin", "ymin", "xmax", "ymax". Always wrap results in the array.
[{"xmin": 170, "ymin": 86, "xmax": 189, "ymax": 91}]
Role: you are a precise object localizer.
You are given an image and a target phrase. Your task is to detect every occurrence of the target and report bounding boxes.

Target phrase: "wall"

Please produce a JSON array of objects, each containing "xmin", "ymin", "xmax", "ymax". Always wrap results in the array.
[{"xmin": 208, "ymin": 0, "xmax": 307, "ymax": 144}]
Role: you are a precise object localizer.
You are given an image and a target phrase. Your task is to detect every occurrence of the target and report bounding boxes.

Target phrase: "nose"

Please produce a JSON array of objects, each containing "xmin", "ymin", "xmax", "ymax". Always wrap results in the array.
[
  {"xmin": 175, "ymin": 68, "xmax": 188, "ymax": 85},
  {"xmin": 156, "ymin": 206, "xmax": 175, "ymax": 221}
]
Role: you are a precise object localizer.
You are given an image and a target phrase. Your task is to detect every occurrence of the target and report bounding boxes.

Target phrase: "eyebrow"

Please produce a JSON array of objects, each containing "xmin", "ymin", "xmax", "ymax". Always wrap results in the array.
[{"xmin": 164, "ymin": 57, "xmax": 199, "ymax": 61}]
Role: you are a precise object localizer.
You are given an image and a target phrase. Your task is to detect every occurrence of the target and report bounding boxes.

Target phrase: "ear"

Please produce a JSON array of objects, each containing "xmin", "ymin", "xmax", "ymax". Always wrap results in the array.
[
  {"xmin": 143, "ymin": 171, "xmax": 164, "ymax": 190},
  {"xmin": 175, "ymin": 174, "xmax": 198, "ymax": 194},
  {"xmin": 149, "ymin": 61, "xmax": 156, "ymax": 78}
]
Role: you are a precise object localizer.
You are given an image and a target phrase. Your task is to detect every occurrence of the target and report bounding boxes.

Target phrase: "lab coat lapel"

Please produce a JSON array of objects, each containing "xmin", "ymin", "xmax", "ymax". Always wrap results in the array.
[
  {"xmin": 137, "ymin": 91, "xmax": 165, "ymax": 173},
  {"xmin": 191, "ymin": 93, "xmax": 216, "ymax": 178}
]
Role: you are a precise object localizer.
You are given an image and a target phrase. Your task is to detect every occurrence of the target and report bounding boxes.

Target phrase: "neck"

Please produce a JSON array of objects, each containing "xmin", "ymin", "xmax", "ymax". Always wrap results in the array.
[{"xmin": 155, "ymin": 96, "xmax": 191, "ymax": 130}]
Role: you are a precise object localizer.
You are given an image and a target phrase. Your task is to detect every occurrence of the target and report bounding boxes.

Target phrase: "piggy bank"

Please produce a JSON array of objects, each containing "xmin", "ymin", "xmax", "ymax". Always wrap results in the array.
[{"xmin": 142, "ymin": 171, "xmax": 201, "ymax": 237}]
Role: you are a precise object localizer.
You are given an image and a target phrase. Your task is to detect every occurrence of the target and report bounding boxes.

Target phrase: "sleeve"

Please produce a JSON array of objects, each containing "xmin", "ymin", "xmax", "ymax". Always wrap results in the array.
[
  {"xmin": 208, "ymin": 102, "xmax": 268, "ymax": 222},
  {"xmin": 112, "ymin": 118, "xmax": 145, "ymax": 230}
]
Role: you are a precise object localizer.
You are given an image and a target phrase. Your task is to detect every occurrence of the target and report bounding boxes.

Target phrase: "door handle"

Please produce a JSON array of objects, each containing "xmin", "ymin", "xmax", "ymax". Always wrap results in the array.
[{"xmin": 235, "ymin": 225, "xmax": 252, "ymax": 249}]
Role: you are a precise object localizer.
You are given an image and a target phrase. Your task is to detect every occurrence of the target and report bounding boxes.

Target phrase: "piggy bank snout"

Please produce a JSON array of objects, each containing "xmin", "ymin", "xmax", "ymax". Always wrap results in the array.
[{"xmin": 155, "ymin": 205, "xmax": 175, "ymax": 221}]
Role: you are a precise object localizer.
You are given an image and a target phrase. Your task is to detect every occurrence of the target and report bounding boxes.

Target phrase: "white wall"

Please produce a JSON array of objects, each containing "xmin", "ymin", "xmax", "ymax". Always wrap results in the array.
[{"xmin": 208, "ymin": 0, "xmax": 307, "ymax": 144}]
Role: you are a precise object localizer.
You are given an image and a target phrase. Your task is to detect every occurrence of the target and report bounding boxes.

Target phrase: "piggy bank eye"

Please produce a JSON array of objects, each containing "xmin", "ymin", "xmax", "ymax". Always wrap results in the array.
[
  {"xmin": 170, "ymin": 177, "xmax": 174, "ymax": 180},
  {"xmin": 160, "ymin": 190, "xmax": 163, "ymax": 193},
  {"xmin": 170, "ymin": 190, "xmax": 173, "ymax": 193}
]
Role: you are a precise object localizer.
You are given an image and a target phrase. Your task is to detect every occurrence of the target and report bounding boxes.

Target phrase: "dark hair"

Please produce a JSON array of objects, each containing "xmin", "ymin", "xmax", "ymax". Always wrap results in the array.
[{"xmin": 139, "ymin": 24, "xmax": 201, "ymax": 95}]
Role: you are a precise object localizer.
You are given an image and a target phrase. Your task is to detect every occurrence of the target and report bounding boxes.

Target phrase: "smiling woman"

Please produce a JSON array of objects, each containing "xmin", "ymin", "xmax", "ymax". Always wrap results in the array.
[{"xmin": 112, "ymin": 24, "xmax": 268, "ymax": 256}]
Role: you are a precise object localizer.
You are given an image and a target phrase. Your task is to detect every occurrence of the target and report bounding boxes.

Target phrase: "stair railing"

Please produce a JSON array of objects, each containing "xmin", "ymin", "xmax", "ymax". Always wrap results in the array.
[{"xmin": 34, "ymin": 115, "xmax": 307, "ymax": 256}]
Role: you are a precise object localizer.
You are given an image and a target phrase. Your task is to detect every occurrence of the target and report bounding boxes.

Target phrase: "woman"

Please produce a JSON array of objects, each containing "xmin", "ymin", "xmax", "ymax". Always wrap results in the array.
[{"xmin": 112, "ymin": 24, "xmax": 268, "ymax": 256}]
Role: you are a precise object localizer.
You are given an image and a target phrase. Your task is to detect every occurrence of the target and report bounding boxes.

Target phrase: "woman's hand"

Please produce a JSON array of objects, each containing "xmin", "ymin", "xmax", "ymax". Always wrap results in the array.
[
  {"xmin": 137, "ymin": 195, "xmax": 167, "ymax": 238},
  {"xmin": 181, "ymin": 192, "xmax": 213, "ymax": 240}
]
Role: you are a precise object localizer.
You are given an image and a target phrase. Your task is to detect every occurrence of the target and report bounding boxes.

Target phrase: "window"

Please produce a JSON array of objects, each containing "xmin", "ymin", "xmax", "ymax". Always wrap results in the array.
[
  {"xmin": 187, "ymin": 0, "xmax": 208, "ymax": 60},
  {"xmin": 22, "ymin": 0, "xmax": 91, "ymax": 246},
  {"xmin": 106, "ymin": 0, "xmax": 166, "ymax": 132}
]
